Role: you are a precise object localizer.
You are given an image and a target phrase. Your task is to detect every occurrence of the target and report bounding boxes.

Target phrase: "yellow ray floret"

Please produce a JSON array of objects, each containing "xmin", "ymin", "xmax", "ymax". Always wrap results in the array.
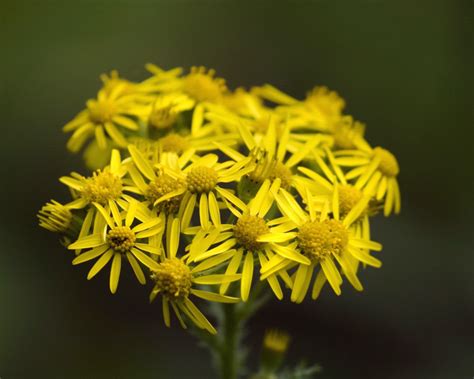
[
  {"xmin": 261, "ymin": 187, "xmax": 383, "ymax": 303},
  {"xmin": 149, "ymin": 218, "xmax": 240, "ymax": 334},
  {"xmin": 63, "ymin": 82, "xmax": 148, "ymax": 152},
  {"xmin": 188, "ymin": 179, "xmax": 299, "ymax": 302},
  {"xmin": 68, "ymin": 198, "xmax": 163, "ymax": 294},
  {"xmin": 334, "ymin": 145, "xmax": 401, "ymax": 216}
]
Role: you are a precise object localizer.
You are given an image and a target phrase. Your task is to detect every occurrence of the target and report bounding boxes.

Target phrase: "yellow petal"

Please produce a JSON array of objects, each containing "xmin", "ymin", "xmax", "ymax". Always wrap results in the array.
[
  {"xmin": 295, "ymin": 263, "xmax": 314, "ymax": 304},
  {"xmin": 128, "ymin": 144, "xmax": 156, "ymax": 181},
  {"xmin": 162, "ymin": 297, "xmax": 171, "ymax": 327},
  {"xmin": 191, "ymin": 289, "xmax": 240, "ymax": 303},
  {"xmin": 208, "ymin": 191, "xmax": 221, "ymax": 226},
  {"xmin": 130, "ymin": 248, "xmax": 160, "ymax": 271},
  {"xmin": 87, "ymin": 249, "xmax": 114, "ymax": 280},
  {"xmin": 191, "ymin": 250, "xmax": 234, "ymax": 274},
  {"xmin": 220, "ymin": 249, "xmax": 243, "ymax": 295},
  {"xmin": 349, "ymin": 238, "xmax": 382, "ymax": 251},
  {"xmin": 68, "ymin": 234, "xmax": 104, "ymax": 250},
  {"xmin": 347, "ymin": 246, "xmax": 382, "ymax": 268},
  {"xmin": 195, "ymin": 238, "xmax": 237, "ymax": 261},
  {"xmin": 113, "ymin": 115, "xmax": 139, "ymax": 131},
  {"xmin": 291, "ymin": 264, "xmax": 309, "ymax": 302},
  {"xmin": 104, "ymin": 122, "xmax": 127, "ymax": 147},
  {"xmin": 93, "ymin": 202, "xmax": 115, "ymax": 229},
  {"xmin": 169, "ymin": 218, "xmax": 180, "ymax": 258},
  {"xmin": 95, "ymin": 125, "xmax": 108, "ymax": 149},
  {"xmin": 199, "ymin": 193, "xmax": 210, "ymax": 230},
  {"xmin": 320, "ymin": 259, "xmax": 342, "ymax": 295},
  {"xmin": 271, "ymin": 244, "xmax": 310, "ymax": 265},
  {"xmin": 126, "ymin": 252, "xmax": 146, "ymax": 284},
  {"xmin": 241, "ymin": 252, "xmax": 254, "ymax": 301},
  {"xmin": 109, "ymin": 253, "xmax": 122, "ymax": 294},
  {"xmin": 193, "ymin": 274, "xmax": 241, "ymax": 285},
  {"xmin": 311, "ymin": 269, "xmax": 327, "ymax": 300},
  {"xmin": 72, "ymin": 245, "xmax": 109, "ymax": 264},
  {"xmin": 181, "ymin": 193, "xmax": 196, "ymax": 230},
  {"xmin": 237, "ymin": 122, "xmax": 256, "ymax": 150},
  {"xmin": 182, "ymin": 299, "xmax": 217, "ymax": 334}
]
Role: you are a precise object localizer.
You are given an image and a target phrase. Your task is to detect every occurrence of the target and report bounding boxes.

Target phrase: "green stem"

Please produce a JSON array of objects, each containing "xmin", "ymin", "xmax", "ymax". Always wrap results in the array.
[
  {"xmin": 220, "ymin": 303, "xmax": 240, "ymax": 379},
  {"xmin": 189, "ymin": 278, "xmax": 270, "ymax": 378}
]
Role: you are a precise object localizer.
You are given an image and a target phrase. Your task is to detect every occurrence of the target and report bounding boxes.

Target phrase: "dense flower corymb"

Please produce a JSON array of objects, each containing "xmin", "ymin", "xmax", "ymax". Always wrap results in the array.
[{"xmin": 39, "ymin": 63, "xmax": 401, "ymax": 333}]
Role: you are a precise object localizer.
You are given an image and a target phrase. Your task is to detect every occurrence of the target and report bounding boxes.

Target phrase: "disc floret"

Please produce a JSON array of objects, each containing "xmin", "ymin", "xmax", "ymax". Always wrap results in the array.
[
  {"xmin": 234, "ymin": 215, "xmax": 269, "ymax": 251},
  {"xmin": 151, "ymin": 258, "xmax": 193, "ymax": 300},
  {"xmin": 249, "ymin": 151, "xmax": 292, "ymax": 190},
  {"xmin": 87, "ymin": 98, "xmax": 117, "ymax": 123},
  {"xmin": 373, "ymin": 146, "xmax": 399, "ymax": 177},
  {"xmin": 186, "ymin": 166, "xmax": 219, "ymax": 194},
  {"xmin": 305, "ymin": 86, "xmax": 345, "ymax": 117},
  {"xmin": 338, "ymin": 185, "xmax": 364, "ymax": 219},
  {"xmin": 297, "ymin": 219, "xmax": 348, "ymax": 261},
  {"xmin": 159, "ymin": 133, "xmax": 190, "ymax": 154},
  {"xmin": 146, "ymin": 174, "xmax": 185, "ymax": 214},
  {"xmin": 268, "ymin": 161, "xmax": 292, "ymax": 190},
  {"xmin": 107, "ymin": 226, "xmax": 136, "ymax": 253},
  {"xmin": 82, "ymin": 170, "xmax": 123, "ymax": 204},
  {"xmin": 184, "ymin": 66, "xmax": 227, "ymax": 102}
]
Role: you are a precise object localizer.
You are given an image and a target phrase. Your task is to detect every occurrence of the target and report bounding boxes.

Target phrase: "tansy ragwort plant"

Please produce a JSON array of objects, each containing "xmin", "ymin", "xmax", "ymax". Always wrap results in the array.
[{"xmin": 38, "ymin": 65, "xmax": 401, "ymax": 379}]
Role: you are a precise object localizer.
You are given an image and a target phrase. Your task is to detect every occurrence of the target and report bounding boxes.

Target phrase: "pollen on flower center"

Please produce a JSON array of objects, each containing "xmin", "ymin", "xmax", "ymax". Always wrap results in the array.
[
  {"xmin": 373, "ymin": 147, "xmax": 399, "ymax": 177},
  {"xmin": 146, "ymin": 174, "xmax": 185, "ymax": 214},
  {"xmin": 332, "ymin": 118, "xmax": 365, "ymax": 150},
  {"xmin": 186, "ymin": 166, "xmax": 218, "ymax": 194},
  {"xmin": 268, "ymin": 161, "xmax": 292, "ymax": 190},
  {"xmin": 151, "ymin": 258, "xmax": 192, "ymax": 300},
  {"xmin": 149, "ymin": 105, "xmax": 177, "ymax": 129},
  {"xmin": 249, "ymin": 150, "xmax": 292, "ymax": 189},
  {"xmin": 184, "ymin": 66, "xmax": 226, "ymax": 102},
  {"xmin": 305, "ymin": 86, "xmax": 345, "ymax": 117},
  {"xmin": 297, "ymin": 219, "xmax": 348, "ymax": 261},
  {"xmin": 338, "ymin": 185, "xmax": 364, "ymax": 218},
  {"xmin": 234, "ymin": 215, "xmax": 269, "ymax": 251},
  {"xmin": 82, "ymin": 170, "xmax": 123, "ymax": 204},
  {"xmin": 87, "ymin": 99, "xmax": 117, "ymax": 123},
  {"xmin": 159, "ymin": 134, "xmax": 190, "ymax": 154},
  {"xmin": 107, "ymin": 226, "xmax": 136, "ymax": 253}
]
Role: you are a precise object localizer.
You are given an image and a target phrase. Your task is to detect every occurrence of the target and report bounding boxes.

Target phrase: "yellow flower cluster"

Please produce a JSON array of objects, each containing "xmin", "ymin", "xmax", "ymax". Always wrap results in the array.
[{"xmin": 39, "ymin": 64, "xmax": 401, "ymax": 333}]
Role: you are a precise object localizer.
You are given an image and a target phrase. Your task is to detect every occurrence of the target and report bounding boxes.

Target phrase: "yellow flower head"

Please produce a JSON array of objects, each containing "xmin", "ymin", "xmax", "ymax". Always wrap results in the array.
[
  {"xmin": 159, "ymin": 133, "xmax": 191, "ymax": 154},
  {"xmin": 43, "ymin": 63, "xmax": 402, "ymax": 335},
  {"xmin": 261, "ymin": 187, "xmax": 383, "ymax": 303},
  {"xmin": 188, "ymin": 179, "xmax": 300, "ymax": 302},
  {"xmin": 334, "ymin": 145, "xmax": 401, "ymax": 216},
  {"xmin": 126, "ymin": 144, "xmax": 189, "ymax": 215},
  {"xmin": 68, "ymin": 199, "xmax": 163, "ymax": 294},
  {"xmin": 148, "ymin": 93, "xmax": 195, "ymax": 130},
  {"xmin": 63, "ymin": 84, "xmax": 147, "ymax": 152},
  {"xmin": 221, "ymin": 87, "xmax": 263, "ymax": 117},
  {"xmin": 100, "ymin": 70, "xmax": 136, "ymax": 97},
  {"xmin": 263, "ymin": 329, "xmax": 290, "ymax": 354},
  {"xmin": 331, "ymin": 116, "xmax": 369, "ymax": 151},
  {"xmin": 304, "ymin": 86, "xmax": 345, "ymax": 121},
  {"xmin": 60, "ymin": 150, "xmax": 127, "ymax": 209},
  {"xmin": 38, "ymin": 200, "xmax": 73, "ymax": 233},
  {"xmin": 149, "ymin": 218, "xmax": 240, "ymax": 334},
  {"xmin": 184, "ymin": 66, "xmax": 227, "ymax": 102}
]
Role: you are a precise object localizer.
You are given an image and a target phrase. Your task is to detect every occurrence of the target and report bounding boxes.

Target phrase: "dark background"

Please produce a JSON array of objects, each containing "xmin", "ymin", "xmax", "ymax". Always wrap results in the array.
[{"xmin": 1, "ymin": 1, "xmax": 472, "ymax": 378}]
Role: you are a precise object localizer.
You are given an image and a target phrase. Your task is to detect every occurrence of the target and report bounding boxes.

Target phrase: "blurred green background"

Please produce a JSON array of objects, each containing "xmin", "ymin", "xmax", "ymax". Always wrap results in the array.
[{"xmin": 1, "ymin": 1, "xmax": 472, "ymax": 378}]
